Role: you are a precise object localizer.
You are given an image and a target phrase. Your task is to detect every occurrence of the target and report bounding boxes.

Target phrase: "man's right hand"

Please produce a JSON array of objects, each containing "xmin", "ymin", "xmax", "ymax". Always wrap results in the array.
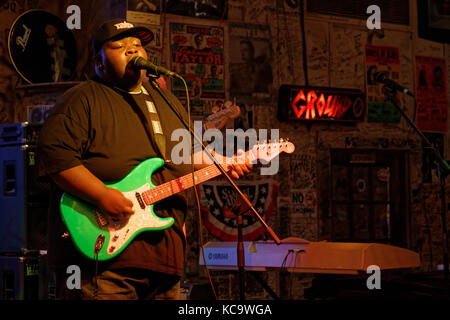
[
  {"xmin": 51, "ymin": 165, "xmax": 134, "ymax": 221},
  {"xmin": 96, "ymin": 187, "xmax": 134, "ymax": 220}
]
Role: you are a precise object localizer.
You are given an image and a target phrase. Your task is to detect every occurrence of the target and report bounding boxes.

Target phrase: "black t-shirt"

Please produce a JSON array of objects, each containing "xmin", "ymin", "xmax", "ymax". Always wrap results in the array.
[{"xmin": 36, "ymin": 77, "xmax": 194, "ymax": 276}]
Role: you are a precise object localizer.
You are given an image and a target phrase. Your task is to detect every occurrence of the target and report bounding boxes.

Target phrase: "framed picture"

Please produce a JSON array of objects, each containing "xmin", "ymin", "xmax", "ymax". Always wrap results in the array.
[
  {"xmin": 164, "ymin": 0, "xmax": 227, "ymax": 19},
  {"xmin": 417, "ymin": 0, "xmax": 450, "ymax": 43}
]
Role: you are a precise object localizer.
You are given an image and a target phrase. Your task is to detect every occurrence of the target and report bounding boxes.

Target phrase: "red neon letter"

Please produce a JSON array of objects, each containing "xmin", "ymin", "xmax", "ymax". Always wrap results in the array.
[
  {"xmin": 306, "ymin": 91, "xmax": 318, "ymax": 119},
  {"xmin": 291, "ymin": 90, "xmax": 307, "ymax": 119}
]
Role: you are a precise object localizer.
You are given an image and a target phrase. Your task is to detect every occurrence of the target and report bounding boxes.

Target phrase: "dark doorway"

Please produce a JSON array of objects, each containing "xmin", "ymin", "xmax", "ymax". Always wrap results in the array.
[{"xmin": 329, "ymin": 149, "xmax": 409, "ymax": 247}]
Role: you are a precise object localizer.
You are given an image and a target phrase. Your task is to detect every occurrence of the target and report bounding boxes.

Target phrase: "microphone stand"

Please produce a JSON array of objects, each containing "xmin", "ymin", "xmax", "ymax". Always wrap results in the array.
[
  {"xmin": 234, "ymin": 203, "xmax": 246, "ymax": 300},
  {"xmin": 146, "ymin": 72, "xmax": 281, "ymax": 299},
  {"xmin": 381, "ymin": 85, "xmax": 449, "ymax": 279}
]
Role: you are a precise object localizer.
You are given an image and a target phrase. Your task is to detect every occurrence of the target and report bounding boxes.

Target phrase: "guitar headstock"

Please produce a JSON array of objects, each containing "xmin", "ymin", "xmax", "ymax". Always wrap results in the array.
[
  {"xmin": 224, "ymin": 104, "xmax": 240, "ymax": 119},
  {"xmin": 204, "ymin": 103, "xmax": 241, "ymax": 130},
  {"xmin": 251, "ymin": 138, "xmax": 295, "ymax": 162}
]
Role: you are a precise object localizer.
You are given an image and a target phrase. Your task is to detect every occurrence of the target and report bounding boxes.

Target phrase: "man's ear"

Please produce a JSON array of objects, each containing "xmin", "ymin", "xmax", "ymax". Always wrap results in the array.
[{"xmin": 93, "ymin": 54, "xmax": 104, "ymax": 72}]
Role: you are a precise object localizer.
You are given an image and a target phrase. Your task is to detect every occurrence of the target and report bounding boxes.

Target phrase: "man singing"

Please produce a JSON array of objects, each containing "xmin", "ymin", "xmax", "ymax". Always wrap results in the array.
[{"xmin": 37, "ymin": 19, "xmax": 252, "ymax": 300}]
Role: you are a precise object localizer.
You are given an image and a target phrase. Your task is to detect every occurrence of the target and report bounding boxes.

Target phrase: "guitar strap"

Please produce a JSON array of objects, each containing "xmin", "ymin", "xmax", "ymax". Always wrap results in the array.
[{"xmin": 141, "ymin": 85, "xmax": 166, "ymax": 159}]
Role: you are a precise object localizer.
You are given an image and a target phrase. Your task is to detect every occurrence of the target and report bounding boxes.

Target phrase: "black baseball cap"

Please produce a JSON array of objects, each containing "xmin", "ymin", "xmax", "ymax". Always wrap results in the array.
[{"xmin": 92, "ymin": 19, "xmax": 154, "ymax": 53}]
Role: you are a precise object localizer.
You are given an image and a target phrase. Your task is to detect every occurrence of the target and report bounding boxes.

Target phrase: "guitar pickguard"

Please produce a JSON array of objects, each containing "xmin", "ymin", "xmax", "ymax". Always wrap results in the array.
[{"xmin": 104, "ymin": 184, "xmax": 174, "ymax": 255}]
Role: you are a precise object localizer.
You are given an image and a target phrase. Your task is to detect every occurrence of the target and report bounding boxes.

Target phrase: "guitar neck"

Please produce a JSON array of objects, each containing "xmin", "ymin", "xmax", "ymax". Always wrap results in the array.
[
  {"xmin": 139, "ymin": 139, "xmax": 292, "ymax": 205},
  {"xmin": 141, "ymin": 155, "xmax": 248, "ymax": 205}
]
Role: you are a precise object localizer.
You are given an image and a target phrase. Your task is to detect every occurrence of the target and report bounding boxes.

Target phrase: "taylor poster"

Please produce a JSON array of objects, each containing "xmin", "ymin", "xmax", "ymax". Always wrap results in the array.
[
  {"xmin": 200, "ymin": 180, "xmax": 279, "ymax": 241},
  {"xmin": 365, "ymin": 45, "xmax": 402, "ymax": 123},
  {"xmin": 415, "ymin": 56, "xmax": 448, "ymax": 132},
  {"xmin": 169, "ymin": 23, "xmax": 225, "ymax": 115}
]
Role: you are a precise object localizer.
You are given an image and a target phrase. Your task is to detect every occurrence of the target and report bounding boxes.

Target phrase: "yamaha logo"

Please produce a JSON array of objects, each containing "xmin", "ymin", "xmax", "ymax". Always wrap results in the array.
[{"xmin": 208, "ymin": 253, "xmax": 228, "ymax": 260}]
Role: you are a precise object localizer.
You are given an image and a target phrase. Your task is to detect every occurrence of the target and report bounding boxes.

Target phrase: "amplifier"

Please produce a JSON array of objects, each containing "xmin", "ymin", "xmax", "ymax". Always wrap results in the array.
[
  {"xmin": 0, "ymin": 122, "xmax": 42, "ymax": 146},
  {"xmin": 0, "ymin": 123, "xmax": 49, "ymax": 254},
  {"xmin": 0, "ymin": 254, "xmax": 50, "ymax": 300}
]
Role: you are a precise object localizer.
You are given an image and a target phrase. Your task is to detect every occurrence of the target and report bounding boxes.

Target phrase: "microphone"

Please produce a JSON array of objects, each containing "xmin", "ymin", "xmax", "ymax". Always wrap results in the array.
[
  {"xmin": 374, "ymin": 72, "xmax": 414, "ymax": 97},
  {"xmin": 130, "ymin": 56, "xmax": 179, "ymax": 78}
]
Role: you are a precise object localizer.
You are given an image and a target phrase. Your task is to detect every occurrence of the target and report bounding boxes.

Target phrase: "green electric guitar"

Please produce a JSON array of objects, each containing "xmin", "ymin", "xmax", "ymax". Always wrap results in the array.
[{"xmin": 60, "ymin": 140, "xmax": 295, "ymax": 261}]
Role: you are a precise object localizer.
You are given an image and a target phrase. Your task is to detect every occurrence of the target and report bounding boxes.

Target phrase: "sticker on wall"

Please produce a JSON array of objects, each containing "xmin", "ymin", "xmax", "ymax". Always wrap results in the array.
[
  {"xmin": 291, "ymin": 189, "xmax": 316, "ymax": 215},
  {"xmin": 290, "ymin": 154, "xmax": 316, "ymax": 190}
]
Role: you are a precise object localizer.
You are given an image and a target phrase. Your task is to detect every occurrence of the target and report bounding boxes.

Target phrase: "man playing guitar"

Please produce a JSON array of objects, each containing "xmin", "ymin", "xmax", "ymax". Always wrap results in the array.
[{"xmin": 36, "ymin": 19, "xmax": 252, "ymax": 300}]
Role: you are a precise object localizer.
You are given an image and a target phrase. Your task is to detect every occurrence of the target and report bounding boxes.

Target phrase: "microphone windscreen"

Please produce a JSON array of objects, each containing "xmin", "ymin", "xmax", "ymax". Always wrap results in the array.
[{"xmin": 130, "ymin": 56, "xmax": 146, "ymax": 69}]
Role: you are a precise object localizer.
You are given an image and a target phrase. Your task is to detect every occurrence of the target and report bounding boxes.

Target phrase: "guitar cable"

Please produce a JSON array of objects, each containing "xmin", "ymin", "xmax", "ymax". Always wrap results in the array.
[
  {"xmin": 281, "ymin": 249, "xmax": 305, "ymax": 299},
  {"xmin": 93, "ymin": 234, "xmax": 105, "ymax": 300},
  {"xmin": 93, "ymin": 253, "xmax": 99, "ymax": 300}
]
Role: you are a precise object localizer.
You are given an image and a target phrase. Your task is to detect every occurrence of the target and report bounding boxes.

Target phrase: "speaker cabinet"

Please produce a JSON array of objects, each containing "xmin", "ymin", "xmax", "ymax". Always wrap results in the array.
[
  {"xmin": 0, "ymin": 254, "xmax": 49, "ymax": 300},
  {"xmin": 0, "ymin": 123, "xmax": 49, "ymax": 254}
]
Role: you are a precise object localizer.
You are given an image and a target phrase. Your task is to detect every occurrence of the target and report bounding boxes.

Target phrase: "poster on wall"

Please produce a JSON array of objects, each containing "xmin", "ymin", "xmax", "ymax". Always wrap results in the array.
[
  {"xmin": 200, "ymin": 180, "xmax": 279, "ymax": 241},
  {"xmin": 169, "ymin": 22, "xmax": 225, "ymax": 115},
  {"xmin": 229, "ymin": 22, "xmax": 273, "ymax": 105},
  {"xmin": 365, "ymin": 45, "xmax": 402, "ymax": 123},
  {"xmin": 164, "ymin": 0, "xmax": 227, "ymax": 19},
  {"xmin": 127, "ymin": 0, "xmax": 161, "ymax": 25},
  {"xmin": 415, "ymin": 56, "xmax": 448, "ymax": 133}
]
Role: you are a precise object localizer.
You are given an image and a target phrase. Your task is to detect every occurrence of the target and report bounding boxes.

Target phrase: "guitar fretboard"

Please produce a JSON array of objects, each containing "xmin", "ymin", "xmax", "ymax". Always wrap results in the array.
[
  {"xmin": 138, "ymin": 143, "xmax": 283, "ymax": 205},
  {"xmin": 141, "ymin": 164, "xmax": 220, "ymax": 205}
]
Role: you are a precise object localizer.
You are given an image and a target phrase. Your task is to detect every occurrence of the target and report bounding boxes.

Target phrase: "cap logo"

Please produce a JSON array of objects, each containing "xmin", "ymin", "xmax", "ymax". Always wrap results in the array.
[{"xmin": 113, "ymin": 21, "xmax": 134, "ymax": 30}]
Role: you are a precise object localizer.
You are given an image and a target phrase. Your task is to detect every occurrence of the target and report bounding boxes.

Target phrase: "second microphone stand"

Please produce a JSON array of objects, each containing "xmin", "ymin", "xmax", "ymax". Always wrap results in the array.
[{"xmin": 382, "ymin": 85, "xmax": 449, "ymax": 279}]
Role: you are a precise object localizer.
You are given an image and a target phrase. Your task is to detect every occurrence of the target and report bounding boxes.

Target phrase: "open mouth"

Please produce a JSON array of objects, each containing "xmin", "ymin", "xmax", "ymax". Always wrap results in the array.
[
  {"xmin": 126, "ymin": 59, "xmax": 137, "ymax": 70},
  {"xmin": 126, "ymin": 62, "xmax": 141, "ymax": 75}
]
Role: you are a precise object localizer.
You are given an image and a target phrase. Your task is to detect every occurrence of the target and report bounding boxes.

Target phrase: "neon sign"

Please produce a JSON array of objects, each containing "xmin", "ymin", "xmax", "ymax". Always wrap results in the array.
[{"xmin": 278, "ymin": 85, "xmax": 366, "ymax": 122}]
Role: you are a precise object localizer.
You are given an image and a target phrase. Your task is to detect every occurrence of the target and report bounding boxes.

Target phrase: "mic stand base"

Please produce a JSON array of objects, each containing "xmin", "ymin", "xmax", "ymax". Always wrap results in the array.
[
  {"xmin": 439, "ymin": 175, "xmax": 449, "ymax": 279},
  {"xmin": 237, "ymin": 213, "xmax": 245, "ymax": 300}
]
